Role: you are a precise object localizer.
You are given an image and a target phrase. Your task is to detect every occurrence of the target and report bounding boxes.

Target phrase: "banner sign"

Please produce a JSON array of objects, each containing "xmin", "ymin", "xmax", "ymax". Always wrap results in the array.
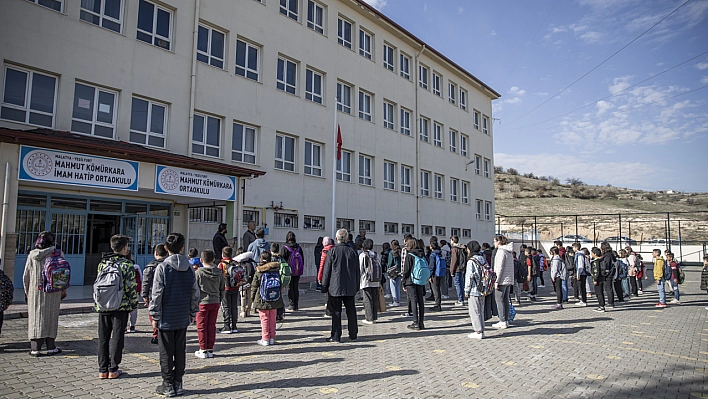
[
  {"xmin": 155, "ymin": 165, "xmax": 236, "ymax": 201},
  {"xmin": 19, "ymin": 146, "xmax": 139, "ymax": 191}
]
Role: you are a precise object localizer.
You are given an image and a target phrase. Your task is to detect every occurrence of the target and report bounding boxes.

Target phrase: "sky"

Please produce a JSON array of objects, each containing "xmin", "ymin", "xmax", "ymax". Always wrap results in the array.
[{"xmin": 360, "ymin": 0, "xmax": 708, "ymax": 192}]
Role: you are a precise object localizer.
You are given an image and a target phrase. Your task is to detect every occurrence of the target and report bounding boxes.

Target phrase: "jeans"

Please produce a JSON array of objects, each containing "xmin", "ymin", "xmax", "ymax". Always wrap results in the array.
[
  {"xmin": 288, "ymin": 275, "xmax": 301, "ymax": 309},
  {"xmin": 431, "ymin": 276, "xmax": 443, "ymax": 306},
  {"xmin": 561, "ymin": 279, "xmax": 568, "ymax": 301},
  {"xmin": 196, "ymin": 303, "xmax": 220, "ymax": 350},
  {"xmin": 670, "ymin": 278, "xmax": 680, "ymax": 301},
  {"xmin": 158, "ymin": 328, "xmax": 187, "ymax": 385},
  {"xmin": 327, "ymin": 295, "xmax": 358, "ymax": 340},
  {"xmin": 389, "ymin": 276, "xmax": 401, "ymax": 303},
  {"xmin": 530, "ymin": 276, "xmax": 538, "ymax": 297},
  {"xmin": 221, "ymin": 290, "xmax": 239, "ymax": 330},
  {"xmin": 539, "ymin": 270, "xmax": 545, "ymax": 286},
  {"xmin": 362, "ymin": 287, "xmax": 379, "ymax": 322},
  {"xmin": 97, "ymin": 310, "xmax": 129, "ymax": 373},
  {"xmin": 258, "ymin": 309, "xmax": 277, "ymax": 341},
  {"xmin": 128, "ymin": 308, "xmax": 138, "ymax": 328},
  {"xmin": 406, "ymin": 284, "xmax": 426, "ymax": 327},
  {"xmin": 453, "ymin": 272, "xmax": 465, "ymax": 302},
  {"xmin": 621, "ymin": 278, "xmax": 631, "ymax": 298},
  {"xmin": 657, "ymin": 278, "xmax": 666, "ymax": 304},
  {"xmin": 441, "ymin": 272, "xmax": 449, "ymax": 296},
  {"xmin": 494, "ymin": 285, "xmax": 511, "ymax": 322}
]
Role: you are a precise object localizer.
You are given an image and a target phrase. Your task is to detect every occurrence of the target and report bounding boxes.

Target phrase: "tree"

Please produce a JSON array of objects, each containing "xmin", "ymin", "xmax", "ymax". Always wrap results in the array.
[
  {"xmin": 494, "ymin": 166, "xmax": 504, "ymax": 174},
  {"xmin": 566, "ymin": 177, "xmax": 584, "ymax": 186},
  {"xmin": 507, "ymin": 168, "xmax": 518, "ymax": 175}
]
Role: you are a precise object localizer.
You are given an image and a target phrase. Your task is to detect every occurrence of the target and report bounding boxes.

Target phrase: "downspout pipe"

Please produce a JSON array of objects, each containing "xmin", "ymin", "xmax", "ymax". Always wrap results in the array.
[
  {"xmin": 414, "ymin": 44, "xmax": 426, "ymax": 237},
  {"xmin": 187, "ymin": 0, "xmax": 200, "ymax": 157},
  {"xmin": 0, "ymin": 163, "xmax": 10, "ymax": 271}
]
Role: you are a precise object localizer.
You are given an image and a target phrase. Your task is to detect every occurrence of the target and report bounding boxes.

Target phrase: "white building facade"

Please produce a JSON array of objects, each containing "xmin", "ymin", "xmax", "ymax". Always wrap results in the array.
[{"xmin": 0, "ymin": 0, "xmax": 499, "ymax": 284}]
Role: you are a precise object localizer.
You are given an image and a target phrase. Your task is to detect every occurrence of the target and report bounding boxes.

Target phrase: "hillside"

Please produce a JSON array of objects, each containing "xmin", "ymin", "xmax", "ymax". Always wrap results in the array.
[{"xmin": 493, "ymin": 168, "xmax": 708, "ymax": 243}]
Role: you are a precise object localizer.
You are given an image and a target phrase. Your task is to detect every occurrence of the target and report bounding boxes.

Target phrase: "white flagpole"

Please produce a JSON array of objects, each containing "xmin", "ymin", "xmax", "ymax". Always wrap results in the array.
[{"xmin": 331, "ymin": 97, "xmax": 338, "ymax": 237}]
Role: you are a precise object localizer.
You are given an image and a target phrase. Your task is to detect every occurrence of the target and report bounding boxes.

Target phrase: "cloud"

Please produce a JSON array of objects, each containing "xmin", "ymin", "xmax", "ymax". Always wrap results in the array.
[
  {"xmin": 552, "ymin": 27, "xmax": 567, "ymax": 33},
  {"xmin": 504, "ymin": 97, "xmax": 522, "ymax": 105},
  {"xmin": 490, "ymin": 30, "xmax": 497, "ymax": 36},
  {"xmin": 702, "ymin": 76, "xmax": 708, "ymax": 84},
  {"xmin": 595, "ymin": 100, "xmax": 613, "ymax": 115},
  {"xmin": 608, "ymin": 76, "xmax": 633, "ymax": 95},
  {"xmin": 360, "ymin": 0, "xmax": 387, "ymax": 10},
  {"xmin": 458, "ymin": 7, "xmax": 465, "ymax": 14},
  {"xmin": 423, "ymin": 3, "xmax": 427, "ymax": 12},
  {"xmin": 534, "ymin": 92, "xmax": 549, "ymax": 96},
  {"xmin": 579, "ymin": 31, "xmax": 604, "ymax": 43},
  {"xmin": 696, "ymin": 62, "xmax": 708, "ymax": 71},
  {"xmin": 508, "ymin": 86, "xmax": 526, "ymax": 96}
]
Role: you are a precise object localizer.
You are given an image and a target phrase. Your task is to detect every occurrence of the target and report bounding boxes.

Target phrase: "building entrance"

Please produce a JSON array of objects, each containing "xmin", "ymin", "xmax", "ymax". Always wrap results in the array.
[{"xmin": 84, "ymin": 214, "xmax": 119, "ymax": 285}]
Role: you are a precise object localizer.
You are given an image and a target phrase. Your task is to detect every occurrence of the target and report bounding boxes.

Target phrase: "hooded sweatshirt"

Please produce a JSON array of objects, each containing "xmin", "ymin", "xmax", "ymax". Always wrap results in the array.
[
  {"xmin": 493, "ymin": 242, "xmax": 515, "ymax": 286},
  {"xmin": 195, "ymin": 265, "xmax": 225, "ymax": 305},
  {"xmin": 248, "ymin": 238, "xmax": 271, "ymax": 263},
  {"xmin": 359, "ymin": 250, "xmax": 381, "ymax": 289},
  {"xmin": 464, "ymin": 252, "xmax": 486, "ymax": 297},
  {"xmin": 251, "ymin": 261, "xmax": 285, "ymax": 310},
  {"xmin": 318, "ymin": 243, "xmax": 335, "ymax": 282},
  {"xmin": 550, "ymin": 254, "xmax": 567, "ymax": 280},
  {"xmin": 149, "ymin": 253, "xmax": 200, "ymax": 331}
]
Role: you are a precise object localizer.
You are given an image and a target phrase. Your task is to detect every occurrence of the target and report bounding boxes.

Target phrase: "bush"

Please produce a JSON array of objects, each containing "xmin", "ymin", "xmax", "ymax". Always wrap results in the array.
[
  {"xmin": 507, "ymin": 168, "xmax": 518, "ymax": 175},
  {"xmin": 523, "ymin": 172, "xmax": 535, "ymax": 179},
  {"xmin": 494, "ymin": 166, "xmax": 504, "ymax": 174},
  {"xmin": 566, "ymin": 177, "xmax": 584, "ymax": 186}
]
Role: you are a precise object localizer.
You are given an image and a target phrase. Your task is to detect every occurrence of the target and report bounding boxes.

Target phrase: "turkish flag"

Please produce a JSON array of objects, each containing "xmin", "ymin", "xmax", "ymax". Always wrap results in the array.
[{"xmin": 336, "ymin": 125, "xmax": 342, "ymax": 160}]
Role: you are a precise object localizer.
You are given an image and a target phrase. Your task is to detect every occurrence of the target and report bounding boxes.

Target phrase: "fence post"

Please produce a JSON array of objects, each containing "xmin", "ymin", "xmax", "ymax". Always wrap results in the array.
[
  {"xmin": 667, "ymin": 212, "xmax": 672, "ymax": 252},
  {"xmin": 678, "ymin": 220, "xmax": 682, "ymax": 260}
]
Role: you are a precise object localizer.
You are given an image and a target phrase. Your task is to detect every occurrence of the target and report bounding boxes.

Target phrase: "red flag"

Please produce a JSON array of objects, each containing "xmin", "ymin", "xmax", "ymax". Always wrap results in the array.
[{"xmin": 336, "ymin": 125, "xmax": 342, "ymax": 160}]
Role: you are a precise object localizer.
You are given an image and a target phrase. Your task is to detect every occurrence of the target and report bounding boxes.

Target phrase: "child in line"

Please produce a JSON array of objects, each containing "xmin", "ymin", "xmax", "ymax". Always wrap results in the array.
[
  {"xmin": 126, "ymin": 250, "xmax": 142, "ymax": 333},
  {"xmin": 251, "ymin": 251, "xmax": 284, "ymax": 346},
  {"xmin": 700, "ymin": 255, "xmax": 708, "ymax": 297},
  {"xmin": 653, "ymin": 249, "xmax": 667, "ymax": 308},
  {"xmin": 194, "ymin": 249, "xmax": 225, "ymax": 359},
  {"xmin": 188, "ymin": 248, "xmax": 202, "ymax": 271}
]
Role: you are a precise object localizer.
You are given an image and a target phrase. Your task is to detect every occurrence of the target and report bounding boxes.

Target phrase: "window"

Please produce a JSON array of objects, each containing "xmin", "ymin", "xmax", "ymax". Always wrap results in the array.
[
  {"xmin": 435, "ymin": 226, "xmax": 446, "ymax": 237},
  {"xmin": 450, "ymin": 178, "xmax": 458, "ymax": 202},
  {"xmin": 277, "ymin": 57, "xmax": 297, "ymax": 95},
  {"xmin": 432, "ymin": 72, "xmax": 441, "ymax": 96},
  {"xmin": 232, "ymin": 122, "xmax": 257, "ymax": 164},
  {"xmin": 462, "ymin": 229, "xmax": 471, "ymax": 238},
  {"xmin": 421, "ymin": 225, "xmax": 432, "ymax": 236},
  {"xmin": 383, "ymin": 101, "xmax": 394, "ymax": 129},
  {"xmin": 474, "ymin": 155, "xmax": 481, "ymax": 175},
  {"xmin": 400, "ymin": 165, "xmax": 411, "ymax": 193},
  {"xmin": 420, "ymin": 170, "xmax": 430, "ymax": 197},
  {"xmin": 451, "ymin": 227, "xmax": 460, "ymax": 237},
  {"xmin": 81, "ymin": 0, "xmax": 122, "ymax": 33},
  {"xmin": 400, "ymin": 108, "xmax": 411, "ymax": 136},
  {"xmin": 275, "ymin": 134, "xmax": 296, "ymax": 171},
  {"xmin": 137, "ymin": 0, "xmax": 171, "ymax": 50},
  {"xmin": 337, "ymin": 18, "xmax": 352, "ymax": 49},
  {"xmin": 358, "ymin": 154, "xmax": 372, "ymax": 186},
  {"xmin": 336, "ymin": 82, "xmax": 351, "ymax": 114},
  {"xmin": 192, "ymin": 113, "xmax": 221, "ymax": 157},
  {"xmin": 383, "ymin": 161, "xmax": 395, "ymax": 190},
  {"xmin": 476, "ymin": 200, "xmax": 483, "ymax": 220},
  {"xmin": 449, "ymin": 129, "xmax": 457, "ymax": 153},
  {"xmin": 448, "ymin": 82, "xmax": 456, "ymax": 104},
  {"xmin": 336, "ymin": 218, "xmax": 354, "ymax": 232},
  {"xmin": 484, "ymin": 158, "xmax": 491, "ymax": 178},
  {"xmin": 419, "ymin": 116, "xmax": 429, "ymax": 143},
  {"xmin": 304, "ymin": 215, "xmax": 325, "ymax": 230},
  {"xmin": 459, "ymin": 88, "xmax": 467, "ymax": 110},
  {"xmin": 189, "ymin": 207, "xmax": 222, "ymax": 223},
  {"xmin": 71, "ymin": 82, "xmax": 117, "ymax": 138},
  {"xmin": 307, "ymin": 1, "xmax": 324, "ymax": 34},
  {"xmin": 336, "ymin": 150, "xmax": 351, "ymax": 182},
  {"xmin": 485, "ymin": 201, "xmax": 492, "ymax": 221},
  {"xmin": 243, "ymin": 209, "xmax": 259, "ymax": 227},
  {"xmin": 305, "ymin": 69, "xmax": 323, "ymax": 104},
  {"xmin": 461, "ymin": 181, "xmax": 469, "ymax": 204},
  {"xmin": 27, "ymin": 0, "xmax": 62, "ymax": 12},
  {"xmin": 384, "ymin": 222, "xmax": 398, "ymax": 234},
  {"xmin": 130, "ymin": 97, "xmax": 167, "ymax": 148},
  {"xmin": 460, "ymin": 134, "xmax": 468, "ymax": 157},
  {"xmin": 359, "ymin": 220, "xmax": 375, "ymax": 233},
  {"xmin": 400, "ymin": 53, "xmax": 411, "ymax": 79},
  {"xmin": 358, "ymin": 90, "xmax": 372, "ymax": 121},
  {"xmin": 483, "ymin": 116, "xmax": 490, "ymax": 135},
  {"xmin": 359, "ymin": 29, "xmax": 372, "ymax": 60},
  {"xmin": 419, "ymin": 65, "xmax": 428, "ymax": 90},
  {"xmin": 434, "ymin": 174, "xmax": 443, "ymax": 199},
  {"xmin": 433, "ymin": 122, "xmax": 442, "ymax": 147},
  {"xmin": 402, "ymin": 224, "xmax": 414, "ymax": 235},
  {"xmin": 304, "ymin": 141, "xmax": 322, "ymax": 176},
  {"xmin": 197, "ymin": 25, "xmax": 225, "ymax": 68},
  {"xmin": 274, "ymin": 212, "xmax": 298, "ymax": 228},
  {"xmin": 1, "ymin": 66, "xmax": 57, "ymax": 128},
  {"xmin": 383, "ymin": 44, "xmax": 395, "ymax": 71},
  {"xmin": 474, "ymin": 111, "xmax": 480, "ymax": 130},
  {"xmin": 280, "ymin": 0, "xmax": 298, "ymax": 21},
  {"xmin": 235, "ymin": 39, "xmax": 259, "ymax": 81}
]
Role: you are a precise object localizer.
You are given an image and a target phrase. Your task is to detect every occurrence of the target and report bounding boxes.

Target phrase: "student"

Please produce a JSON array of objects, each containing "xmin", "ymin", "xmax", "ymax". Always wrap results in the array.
[
  {"xmin": 194, "ymin": 249, "xmax": 225, "ymax": 359},
  {"xmin": 526, "ymin": 247, "xmax": 538, "ymax": 301},
  {"xmin": 428, "ymin": 237, "xmax": 444, "ymax": 312},
  {"xmin": 626, "ymin": 247, "xmax": 639, "ymax": 297},
  {"xmin": 653, "ymin": 249, "xmax": 667, "ymax": 308},
  {"xmin": 359, "ymin": 239, "xmax": 380, "ymax": 324},
  {"xmin": 235, "ymin": 251, "xmax": 256, "ymax": 319},
  {"xmin": 511, "ymin": 251, "xmax": 523, "ymax": 305},
  {"xmin": 251, "ymin": 251, "xmax": 284, "ymax": 346},
  {"xmin": 464, "ymin": 241, "xmax": 485, "ymax": 339},
  {"xmin": 402, "ymin": 238, "xmax": 426, "ymax": 330},
  {"xmin": 617, "ymin": 250, "xmax": 631, "ymax": 301},
  {"xmin": 440, "ymin": 239, "xmax": 451, "ymax": 299},
  {"xmin": 281, "ymin": 231, "xmax": 305, "ymax": 311},
  {"xmin": 449, "ymin": 235, "xmax": 467, "ymax": 306},
  {"xmin": 126, "ymin": 250, "xmax": 143, "ymax": 334},
  {"xmin": 535, "ymin": 249, "xmax": 546, "ymax": 288},
  {"xmin": 318, "ymin": 237, "xmax": 336, "ymax": 316},
  {"xmin": 583, "ymin": 248, "xmax": 594, "ymax": 298},
  {"xmin": 247, "ymin": 228, "xmax": 270, "ymax": 264},
  {"xmin": 635, "ymin": 253, "xmax": 645, "ymax": 294},
  {"xmin": 572, "ymin": 243, "xmax": 588, "ymax": 306},
  {"xmin": 271, "ymin": 243, "xmax": 287, "ymax": 322},
  {"xmin": 381, "ymin": 242, "xmax": 392, "ymax": 298},
  {"xmin": 387, "ymin": 240, "xmax": 403, "ymax": 307},
  {"xmin": 149, "ymin": 233, "xmax": 199, "ymax": 397},
  {"xmin": 666, "ymin": 253, "xmax": 681, "ymax": 304},
  {"xmin": 700, "ymin": 255, "xmax": 708, "ymax": 295},
  {"xmin": 142, "ymin": 244, "xmax": 167, "ymax": 344},
  {"xmin": 564, "ymin": 246, "xmax": 574, "ymax": 302},
  {"xmin": 492, "ymin": 235, "xmax": 514, "ymax": 327},
  {"xmin": 217, "ymin": 247, "xmax": 240, "ymax": 333},
  {"xmin": 188, "ymin": 248, "xmax": 202, "ymax": 271},
  {"xmin": 549, "ymin": 246, "xmax": 566, "ymax": 310}
]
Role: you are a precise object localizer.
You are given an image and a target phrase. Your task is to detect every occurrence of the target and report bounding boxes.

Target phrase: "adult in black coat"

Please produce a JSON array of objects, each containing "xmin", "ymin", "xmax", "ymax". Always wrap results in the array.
[
  {"xmin": 321, "ymin": 229, "xmax": 361, "ymax": 342},
  {"xmin": 212, "ymin": 223, "xmax": 229, "ymax": 261}
]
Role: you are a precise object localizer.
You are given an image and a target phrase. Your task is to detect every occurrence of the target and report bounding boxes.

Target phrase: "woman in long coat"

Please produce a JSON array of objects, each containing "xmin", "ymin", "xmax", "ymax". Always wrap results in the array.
[{"xmin": 23, "ymin": 231, "xmax": 63, "ymax": 356}]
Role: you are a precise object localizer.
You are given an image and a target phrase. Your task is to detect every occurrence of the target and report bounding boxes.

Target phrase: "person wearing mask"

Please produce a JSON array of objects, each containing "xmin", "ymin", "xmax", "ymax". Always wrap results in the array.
[
  {"xmin": 402, "ymin": 238, "xmax": 427, "ymax": 330},
  {"xmin": 492, "ymin": 235, "xmax": 514, "ymax": 328},
  {"xmin": 281, "ymin": 231, "xmax": 305, "ymax": 311},
  {"xmin": 321, "ymin": 229, "xmax": 360, "ymax": 342}
]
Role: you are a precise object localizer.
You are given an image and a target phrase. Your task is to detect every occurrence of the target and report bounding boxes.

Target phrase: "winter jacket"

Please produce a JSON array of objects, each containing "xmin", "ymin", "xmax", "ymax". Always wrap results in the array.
[
  {"xmin": 242, "ymin": 229, "xmax": 257, "ymax": 254},
  {"xmin": 359, "ymin": 250, "xmax": 381, "ymax": 289},
  {"xmin": 601, "ymin": 251, "xmax": 617, "ymax": 281},
  {"xmin": 575, "ymin": 252, "xmax": 587, "ymax": 277},
  {"xmin": 281, "ymin": 242, "xmax": 305, "ymax": 277},
  {"xmin": 95, "ymin": 253, "xmax": 138, "ymax": 313},
  {"xmin": 23, "ymin": 246, "xmax": 62, "ymax": 340},
  {"xmin": 141, "ymin": 257, "xmax": 164, "ymax": 302},
  {"xmin": 248, "ymin": 238, "xmax": 271, "ymax": 264},
  {"xmin": 314, "ymin": 244, "xmax": 324, "ymax": 268},
  {"xmin": 627, "ymin": 253, "xmax": 637, "ymax": 277},
  {"xmin": 251, "ymin": 262, "xmax": 285, "ymax": 310},
  {"xmin": 388, "ymin": 250, "xmax": 401, "ymax": 271},
  {"xmin": 318, "ymin": 243, "xmax": 335, "ymax": 282},
  {"xmin": 195, "ymin": 265, "xmax": 225, "ymax": 305},
  {"xmin": 493, "ymin": 243, "xmax": 515, "ymax": 286},
  {"xmin": 213, "ymin": 232, "xmax": 229, "ymax": 259},
  {"xmin": 700, "ymin": 264, "xmax": 708, "ymax": 290},
  {"xmin": 321, "ymin": 243, "xmax": 360, "ymax": 297},
  {"xmin": 464, "ymin": 253, "xmax": 485, "ymax": 297},
  {"xmin": 550, "ymin": 255, "xmax": 566, "ymax": 280},
  {"xmin": 402, "ymin": 248, "xmax": 427, "ymax": 286},
  {"xmin": 653, "ymin": 256, "xmax": 665, "ymax": 282},
  {"xmin": 189, "ymin": 257, "xmax": 202, "ymax": 269},
  {"xmin": 450, "ymin": 244, "xmax": 467, "ymax": 275},
  {"xmin": 149, "ymin": 254, "xmax": 199, "ymax": 331}
]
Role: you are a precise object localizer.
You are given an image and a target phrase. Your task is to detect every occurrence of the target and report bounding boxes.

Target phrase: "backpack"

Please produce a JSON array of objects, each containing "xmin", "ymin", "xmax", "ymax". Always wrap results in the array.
[
  {"xmin": 364, "ymin": 252, "xmax": 382, "ymax": 283},
  {"xmin": 616, "ymin": 259, "xmax": 628, "ymax": 280},
  {"xmin": 410, "ymin": 254, "xmax": 431, "ymax": 285},
  {"xmin": 386, "ymin": 253, "xmax": 401, "ymax": 279},
  {"xmin": 471, "ymin": 257, "xmax": 496, "ymax": 296},
  {"xmin": 93, "ymin": 259, "xmax": 125, "ymax": 312},
  {"xmin": 565, "ymin": 254, "xmax": 575, "ymax": 273},
  {"xmin": 444, "ymin": 249, "xmax": 452, "ymax": 268},
  {"xmin": 677, "ymin": 264, "xmax": 685, "ymax": 285},
  {"xmin": 531, "ymin": 256, "xmax": 540, "ymax": 276},
  {"xmin": 41, "ymin": 249, "xmax": 71, "ymax": 292},
  {"xmin": 0, "ymin": 269, "xmax": 14, "ymax": 312},
  {"xmin": 284, "ymin": 245, "xmax": 304, "ymax": 276},
  {"xmin": 278, "ymin": 257, "xmax": 292, "ymax": 287},
  {"xmin": 226, "ymin": 261, "xmax": 245, "ymax": 288},
  {"xmin": 259, "ymin": 271, "xmax": 282, "ymax": 302},
  {"xmin": 433, "ymin": 253, "xmax": 446, "ymax": 277},
  {"xmin": 514, "ymin": 259, "xmax": 527, "ymax": 283}
]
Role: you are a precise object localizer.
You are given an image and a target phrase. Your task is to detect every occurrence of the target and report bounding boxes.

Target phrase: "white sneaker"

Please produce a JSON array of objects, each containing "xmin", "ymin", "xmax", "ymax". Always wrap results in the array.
[
  {"xmin": 391, "ymin": 302, "xmax": 400, "ymax": 307},
  {"xmin": 442, "ymin": 295, "xmax": 450, "ymax": 299},
  {"xmin": 257, "ymin": 339, "xmax": 270, "ymax": 346},
  {"xmin": 194, "ymin": 350, "xmax": 208, "ymax": 359},
  {"xmin": 269, "ymin": 339, "xmax": 275, "ymax": 345},
  {"xmin": 467, "ymin": 332, "xmax": 484, "ymax": 339},
  {"xmin": 670, "ymin": 299, "xmax": 680, "ymax": 304},
  {"xmin": 219, "ymin": 329, "xmax": 232, "ymax": 334},
  {"xmin": 456, "ymin": 301, "xmax": 464, "ymax": 307},
  {"xmin": 384, "ymin": 294, "xmax": 392, "ymax": 299},
  {"xmin": 492, "ymin": 321, "xmax": 508, "ymax": 329},
  {"xmin": 539, "ymin": 285, "xmax": 545, "ymax": 288},
  {"xmin": 575, "ymin": 301, "xmax": 587, "ymax": 307},
  {"xmin": 638, "ymin": 290, "xmax": 643, "ymax": 295},
  {"xmin": 362, "ymin": 320, "xmax": 374, "ymax": 325},
  {"xmin": 231, "ymin": 329, "xmax": 239, "ymax": 333}
]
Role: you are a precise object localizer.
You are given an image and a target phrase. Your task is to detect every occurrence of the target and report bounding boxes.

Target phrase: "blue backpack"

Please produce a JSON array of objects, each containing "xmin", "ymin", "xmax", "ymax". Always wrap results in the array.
[
  {"xmin": 411, "ymin": 254, "xmax": 431, "ymax": 285},
  {"xmin": 259, "ymin": 271, "xmax": 281, "ymax": 302},
  {"xmin": 432, "ymin": 253, "xmax": 446, "ymax": 277}
]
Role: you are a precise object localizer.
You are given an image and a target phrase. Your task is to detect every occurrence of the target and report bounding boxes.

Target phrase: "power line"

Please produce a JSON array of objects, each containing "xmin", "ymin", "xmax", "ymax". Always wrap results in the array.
[{"xmin": 502, "ymin": 0, "xmax": 694, "ymax": 127}]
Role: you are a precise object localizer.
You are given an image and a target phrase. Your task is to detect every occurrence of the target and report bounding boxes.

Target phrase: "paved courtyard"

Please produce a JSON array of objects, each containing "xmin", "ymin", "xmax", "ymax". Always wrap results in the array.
[{"xmin": 1, "ymin": 267, "xmax": 707, "ymax": 399}]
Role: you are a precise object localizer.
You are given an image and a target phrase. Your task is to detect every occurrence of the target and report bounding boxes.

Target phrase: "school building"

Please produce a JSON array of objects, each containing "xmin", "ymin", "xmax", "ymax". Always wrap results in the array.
[{"xmin": 0, "ymin": 0, "xmax": 499, "ymax": 286}]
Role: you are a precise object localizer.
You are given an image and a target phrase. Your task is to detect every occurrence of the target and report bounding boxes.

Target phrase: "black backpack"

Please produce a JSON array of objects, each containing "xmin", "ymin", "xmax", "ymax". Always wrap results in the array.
[
  {"xmin": 514, "ymin": 259, "xmax": 527, "ymax": 283},
  {"xmin": 565, "ymin": 254, "xmax": 575, "ymax": 273}
]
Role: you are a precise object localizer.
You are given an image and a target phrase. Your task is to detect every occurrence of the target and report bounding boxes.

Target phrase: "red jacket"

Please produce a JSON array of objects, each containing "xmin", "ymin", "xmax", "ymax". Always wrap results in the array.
[{"xmin": 317, "ymin": 244, "xmax": 335, "ymax": 283}]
